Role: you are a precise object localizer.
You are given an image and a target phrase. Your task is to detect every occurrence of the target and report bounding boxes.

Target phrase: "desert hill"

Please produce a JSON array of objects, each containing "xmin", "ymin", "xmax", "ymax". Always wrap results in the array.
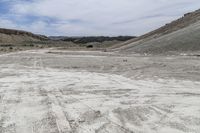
[
  {"xmin": 114, "ymin": 9, "xmax": 200, "ymax": 55},
  {"xmin": 0, "ymin": 28, "xmax": 48, "ymax": 44}
]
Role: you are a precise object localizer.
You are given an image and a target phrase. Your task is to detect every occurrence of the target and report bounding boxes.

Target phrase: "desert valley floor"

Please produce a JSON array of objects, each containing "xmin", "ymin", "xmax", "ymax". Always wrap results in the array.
[{"xmin": 0, "ymin": 49, "xmax": 200, "ymax": 133}]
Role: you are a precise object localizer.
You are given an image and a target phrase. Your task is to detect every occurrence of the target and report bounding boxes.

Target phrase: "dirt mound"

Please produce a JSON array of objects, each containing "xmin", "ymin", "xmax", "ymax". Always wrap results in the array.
[{"xmin": 114, "ymin": 9, "xmax": 200, "ymax": 54}]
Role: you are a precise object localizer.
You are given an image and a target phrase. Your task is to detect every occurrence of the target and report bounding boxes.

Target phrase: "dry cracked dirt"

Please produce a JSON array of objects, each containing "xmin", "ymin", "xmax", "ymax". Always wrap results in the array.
[{"xmin": 0, "ymin": 49, "xmax": 200, "ymax": 133}]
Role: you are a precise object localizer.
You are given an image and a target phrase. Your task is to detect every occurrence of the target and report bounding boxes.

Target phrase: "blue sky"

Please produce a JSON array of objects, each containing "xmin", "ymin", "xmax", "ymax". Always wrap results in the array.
[{"xmin": 0, "ymin": 0, "xmax": 200, "ymax": 36}]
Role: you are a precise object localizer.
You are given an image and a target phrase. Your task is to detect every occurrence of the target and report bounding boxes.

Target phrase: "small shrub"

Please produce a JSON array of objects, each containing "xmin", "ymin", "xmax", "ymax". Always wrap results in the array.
[{"xmin": 86, "ymin": 45, "xmax": 93, "ymax": 48}]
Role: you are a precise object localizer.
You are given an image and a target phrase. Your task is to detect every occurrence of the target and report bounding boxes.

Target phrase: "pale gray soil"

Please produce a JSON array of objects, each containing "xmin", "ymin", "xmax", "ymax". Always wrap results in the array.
[{"xmin": 0, "ymin": 49, "xmax": 200, "ymax": 133}]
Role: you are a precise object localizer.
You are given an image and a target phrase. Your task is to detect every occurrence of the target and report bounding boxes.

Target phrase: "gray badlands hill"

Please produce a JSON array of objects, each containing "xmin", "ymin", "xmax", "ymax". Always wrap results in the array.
[
  {"xmin": 0, "ymin": 28, "xmax": 48, "ymax": 44},
  {"xmin": 114, "ymin": 9, "xmax": 200, "ymax": 55}
]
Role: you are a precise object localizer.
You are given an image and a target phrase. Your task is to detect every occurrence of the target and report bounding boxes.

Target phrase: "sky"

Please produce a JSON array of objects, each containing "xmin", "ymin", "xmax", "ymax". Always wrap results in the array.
[{"xmin": 0, "ymin": 0, "xmax": 200, "ymax": 36}]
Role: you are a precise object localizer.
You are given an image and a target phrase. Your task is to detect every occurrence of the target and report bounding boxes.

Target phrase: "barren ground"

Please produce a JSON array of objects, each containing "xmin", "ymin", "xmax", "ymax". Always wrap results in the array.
[{"xmin": 0, "ymin": 49, "xmax": 200, "ymax": 133}]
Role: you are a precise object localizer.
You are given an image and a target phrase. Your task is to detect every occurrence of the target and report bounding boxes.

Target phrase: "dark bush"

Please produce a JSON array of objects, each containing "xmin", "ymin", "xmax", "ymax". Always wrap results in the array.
[{"xmin": 86, "ymin": 45, "xmax": 93, "ymax": 48}]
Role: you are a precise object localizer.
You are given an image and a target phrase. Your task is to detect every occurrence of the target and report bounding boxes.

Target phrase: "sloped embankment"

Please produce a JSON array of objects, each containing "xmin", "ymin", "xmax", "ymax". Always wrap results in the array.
[{"xmin": 115, "ymin": 9, "xmax": 200, "ymax": 54}]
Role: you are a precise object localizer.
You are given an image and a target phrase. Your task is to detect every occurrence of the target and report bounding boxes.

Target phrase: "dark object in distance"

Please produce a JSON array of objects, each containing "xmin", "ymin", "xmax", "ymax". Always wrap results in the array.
[{"xmin": 86, "ymin": 45, "xmax": 93, "ymax": 48}]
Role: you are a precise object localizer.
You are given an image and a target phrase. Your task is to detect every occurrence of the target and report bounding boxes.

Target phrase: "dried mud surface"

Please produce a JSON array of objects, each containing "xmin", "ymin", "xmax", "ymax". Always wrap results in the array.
[{"xmin": 0, "ymin": 49, "xmax": 200, "ymax": 133}]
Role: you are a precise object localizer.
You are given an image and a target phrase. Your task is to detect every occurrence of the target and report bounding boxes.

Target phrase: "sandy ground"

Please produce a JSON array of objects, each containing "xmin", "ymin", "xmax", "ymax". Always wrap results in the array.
[{"xmin": 0, "ymin": 49, "xmax": 200, "ymax": 133}]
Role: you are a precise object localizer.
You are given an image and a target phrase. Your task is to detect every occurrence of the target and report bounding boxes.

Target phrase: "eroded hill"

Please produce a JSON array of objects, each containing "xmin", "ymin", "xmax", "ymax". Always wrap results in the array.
[
  {"xmin": 114, "ymin": 9, "xmax": 200, "ymax": 55},
  {"xmin": 0, "ymin": 28, "xmax": 48, "ymax": 44}
]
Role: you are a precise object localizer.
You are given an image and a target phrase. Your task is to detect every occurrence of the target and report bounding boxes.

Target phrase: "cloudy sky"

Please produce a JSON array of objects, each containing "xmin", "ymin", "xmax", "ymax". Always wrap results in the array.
[{"xmin": 0, "ymin": 0, "xmax": 200, "ymax": 36}]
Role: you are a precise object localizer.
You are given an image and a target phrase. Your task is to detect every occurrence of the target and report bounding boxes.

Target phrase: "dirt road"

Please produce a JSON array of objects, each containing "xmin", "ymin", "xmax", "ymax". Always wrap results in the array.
[{"xmin": 0, "ymin": 49, "xmax": 200, "ymax": 133}]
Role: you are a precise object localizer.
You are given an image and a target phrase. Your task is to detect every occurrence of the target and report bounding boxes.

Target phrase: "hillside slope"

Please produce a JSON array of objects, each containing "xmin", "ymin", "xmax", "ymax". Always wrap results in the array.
[
  {"xmin": 114, "ymin": 9, "xmax": 200, "ymax": 54},
  {"xmin": 0, "ymin": 28, "xmax": 48, "ymax": 44}
]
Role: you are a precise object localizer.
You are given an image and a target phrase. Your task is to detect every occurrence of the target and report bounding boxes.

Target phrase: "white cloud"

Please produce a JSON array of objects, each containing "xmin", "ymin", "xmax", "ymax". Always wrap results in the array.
[
  {"xmin": 4, "ymin": 0, "xmax": 200, "ymax": 36},
  {"xmin": 0, "ymin": 19, "xmax": 17, "ymax": 29}
]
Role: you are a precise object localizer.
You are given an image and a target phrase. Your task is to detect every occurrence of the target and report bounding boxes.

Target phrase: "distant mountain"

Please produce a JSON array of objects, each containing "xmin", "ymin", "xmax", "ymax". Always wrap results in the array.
[
  {"xmin": 49, "ymin": 36, "xmax": 136, "ymax": 44},
  {"xmin": 114, "ymin": 9, "xmax": 200, "ymax": 54},
  {"xmin": 0, "ymin": 28, "xmax": 48, "ymax": 44}
]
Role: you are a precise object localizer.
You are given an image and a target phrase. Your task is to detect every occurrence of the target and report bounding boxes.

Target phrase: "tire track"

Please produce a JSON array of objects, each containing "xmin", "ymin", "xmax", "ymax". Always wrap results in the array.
[
  {"xmin": 35, "ymin": 55, "xmax": 73, "ymax": 133},
  {"xmin": 47, "ymin": 93, "xmax": 72, "ymax": 133}
]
